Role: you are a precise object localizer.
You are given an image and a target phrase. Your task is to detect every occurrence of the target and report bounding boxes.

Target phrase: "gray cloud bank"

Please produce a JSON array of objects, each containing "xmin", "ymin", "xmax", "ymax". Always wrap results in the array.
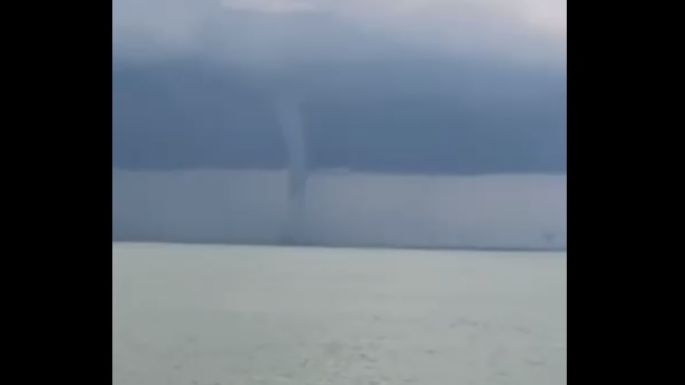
[
  {"xmin": 114, "ymin": 0, "xmax": 566, "ymax": 69},
  {"xmin": 114, "ymin": 0, "xmax": 566, "ymax": 174}
]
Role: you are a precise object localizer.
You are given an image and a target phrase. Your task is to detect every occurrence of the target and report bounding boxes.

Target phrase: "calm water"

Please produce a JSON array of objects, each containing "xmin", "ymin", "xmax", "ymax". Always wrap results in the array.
[{"xmin": 113, "ymin": 242, "xmax": 566, "ymax": 385}]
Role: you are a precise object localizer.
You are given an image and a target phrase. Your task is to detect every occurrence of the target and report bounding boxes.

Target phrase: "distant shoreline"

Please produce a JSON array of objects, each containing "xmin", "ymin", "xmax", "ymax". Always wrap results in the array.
[
  {"xmin": 113, "ymin": 167, "xmax": 566, "ymax": 179},
  {"xmin": 112, "ymin": 239, "xmax": 566, "ymax": 254}
]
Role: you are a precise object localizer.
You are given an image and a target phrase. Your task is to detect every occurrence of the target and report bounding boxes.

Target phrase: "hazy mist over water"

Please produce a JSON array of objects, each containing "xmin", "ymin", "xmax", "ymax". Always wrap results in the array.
[{"xmin": 113, "ymin": 170, "xmax": 565, "ymax": 249}]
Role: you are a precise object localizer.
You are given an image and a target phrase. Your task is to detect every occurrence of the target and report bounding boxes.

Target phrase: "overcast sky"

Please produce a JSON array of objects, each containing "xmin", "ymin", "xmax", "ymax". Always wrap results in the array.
[
  {"xmin": 113, "ymin": 0, "xmax": 566, "ymax": 247},
  {"xmin": 114, "ymin": 0, "xmax": 565, "ymax": 67},
  {"xmin": 113, "ymin": 0, "xmax": 566, "ymax": 174}
]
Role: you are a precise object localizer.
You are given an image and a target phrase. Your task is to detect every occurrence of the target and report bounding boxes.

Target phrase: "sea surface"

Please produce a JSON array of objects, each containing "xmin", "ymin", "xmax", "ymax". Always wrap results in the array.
[{"xmin": 113, "ymin": 242, "xmax": 566, "ymax": 385}]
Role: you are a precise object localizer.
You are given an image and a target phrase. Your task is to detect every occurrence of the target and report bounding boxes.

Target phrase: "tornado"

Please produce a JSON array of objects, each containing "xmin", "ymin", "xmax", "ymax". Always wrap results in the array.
[{"xmin": 275, "ymin": 94, "xmax": 308, "ymax": 244}]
